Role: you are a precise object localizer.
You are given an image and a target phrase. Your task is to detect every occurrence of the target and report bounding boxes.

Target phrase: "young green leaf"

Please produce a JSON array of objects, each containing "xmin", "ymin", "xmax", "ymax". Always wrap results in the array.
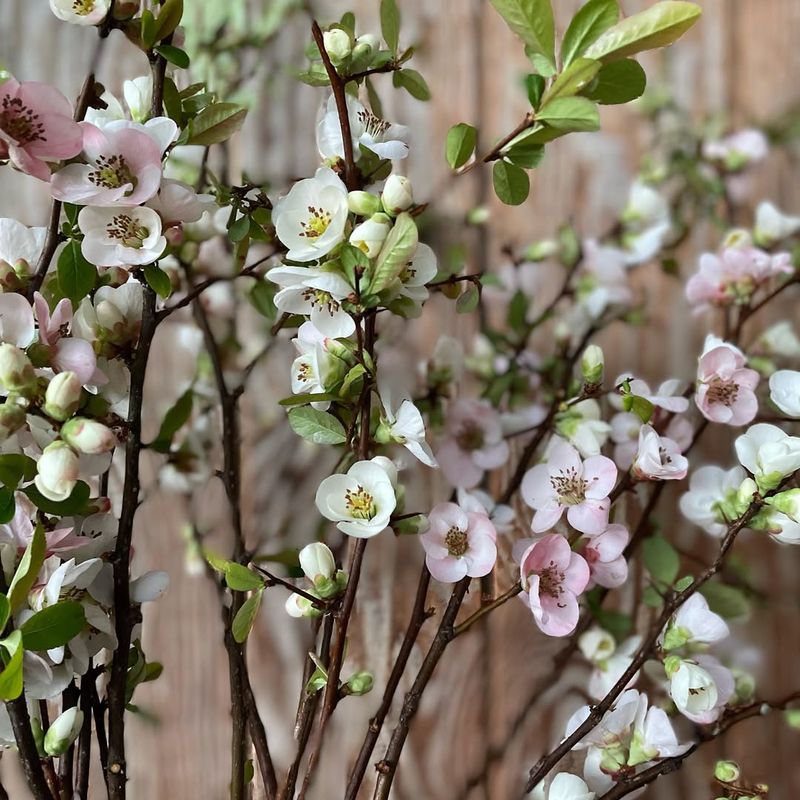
[
  {"xmin": 224, "ymin": 563, "xmax": 263, "ymax": 592},
  {"xmin": 187, "ymin": 103, "xmax": 248, "ymax": 146},
  {"xmin": 0, "ymin": 488, "xmax": 14, "ymax": 526},
  {"xmin": 643, "ymin": 535, "xmax": 680, "ymax": 587},
  {"xmin": 151, "ymin": 0, "xmax": 184, "ymax": 43},
  {"xmin": 392, "ymin": 69, "xmax": 431, "ymax": 101},
  {"xmin": 542, "ymin": 58, "xmax": 601, "ymax": 103},
  {"xmin": 143, "ymin": 264, "xmax": 172, "ymax": 299},
  {"xmin": 57, "ymin": 241, "xmax": 97, "ymax": 307},
  {"xmin": 582, "ymin": 58, "xmax": 647, "ymax": 104},
  {"xmin": 537, "ymin": 96, "xmax": 600, "ymax": 132},
  {"xmin": 0, "ymin": 596, "xmax": 9, "ymax": 633},
  {"xmin": 492, "ymin": 161, "xmax": 530, "ymax": 206},
  {"xmin": 524, "ymin": 74, "xmax": 546, "ymax": 108},
  {"xmin": 7, "ymin": 524, "xmax": 46, "ymax": 613},
  {"xmin": 380, "ymin": 0, "xmax": 401, "ymax": 54},
  {"xmin": 699, "ymin": 581, "xmax": 751, "ymax": 620},
  {"xmin": 455, "ymin": 284, "xmax": 480, "ymax": 314},
  {"xmin": 561, "ymin": 0, "xmax": 620, "ymax": 67},
  {"xmin": 232, "ymin": 588, "xmax": 264, "ymax": 643},
  {"xmin": 0, "ymin": 454, "xmax": 37, "ymax": 489},
  {"xmin": 445, "ymin": 123, "xmax": 478, "ymax": 170},
  {"xmin": 154, "ymin": 44, "xmax": 190, "ymax": 69},
  {"xmin": 503, "ymin": 139, "xmax": 545, "ymax": 169},
  {"xmin": 287, "ymin": 407, "xmax": 347, "ymax": 445},
  {"xmin": 23, "ymin": 481, "xmax": 91, "ymax": 517},
  {"xmin": 20, "ymin": 602, "xmax": 86, "ymax": 651},
  {"xmin": 490, "ymin": 0, "xmax": 556, "ymax": 69},
  {"xmin": 151, "ymin": 389, "xmax": 193, "ymax": 453},
  {"xmin": 368, "ymin": 212, "xmax": 418, "ymax": 294},
  {"xmin": 0, "ymin": 631, "xmax": 23, "ymax": 701},
  {"xmin": 248, "ymin": 280, "xmax": 276, "ymax": 320},
  {"xmin": 584, "ymin": 0, "xmax": 702, "ymax": 63}
]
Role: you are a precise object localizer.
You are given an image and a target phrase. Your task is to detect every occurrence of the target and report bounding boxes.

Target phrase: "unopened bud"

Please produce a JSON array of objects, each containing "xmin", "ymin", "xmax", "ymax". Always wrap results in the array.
[
  {"xmin": 0, "ymin": 401, "xmax": 26, "ymax": 441},
  {"xmin": 349, "ymin": 214, "xmax": 391, "ymax": 258},
  {"xmin": 0, "ymin": 344, "xmax": 36, "ymax": 394},
  {"xmin": 0, "ymin": 261, "xmax": 23, "ymax": 291},
  {"xmin": 44, "ymin": 708, "xmax": 84, "ymax": 757},
  {"xmin": 284, "ymin": 593, "xmax": 321, "ymax": 619},
  {"xmin": 663, "ymin": 654, "xmax": 682, "ymax": 678},
  {"xmin": 61, "ymin": 417, "xmax": 117, "ymax": 454},
  {"xmin": 578, "ymin": 628, "xmax": 615, "ymax": 663},
  {"xmin": 348, "ymin": 191, "xmax": 382, "ymax": 217},
  {"xmin": 344, "ymin": 671, "xmax": 374, "ymax": 696},
  {"xmin": 323, "ymin": 28, "xmax": 352, "ymax": 66},
  {"xmin": 523, "ymin": 239, "xmax": 559, "ymax": 261},
  {"xmin": 466, "ymin": 206, "xmax": 490, "ymax": 226},
  {"xmin": 381, "ymin": 175, "xmax": 414, "ymax": 215},
  {"xmin": 298, "ymin": 542, "xmax": 336, "ymax": 583},
  {"xmin": 35, "ymin": 441, "xmax": 79, "ymax": 502},
  {"xmin": 714, "ymin": 760, "xmax": 740, "ymax": 783},
  {"xmin": 350, "ymin": 33, "xmax": 378, "ymax": 65},
  {"xmin": 44, "ymin": 372, "xmax": 82, "ymax": 421},
  {"xmin": 581, "ymin": 344, "xmax": 604, "ymax": 386}
]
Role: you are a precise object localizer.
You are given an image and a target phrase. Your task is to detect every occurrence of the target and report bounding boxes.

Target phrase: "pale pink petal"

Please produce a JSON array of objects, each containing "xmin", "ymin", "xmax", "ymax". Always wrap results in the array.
[{"xmin": 567, "ymin": 498, "xmax": 609, "ymax": 535}]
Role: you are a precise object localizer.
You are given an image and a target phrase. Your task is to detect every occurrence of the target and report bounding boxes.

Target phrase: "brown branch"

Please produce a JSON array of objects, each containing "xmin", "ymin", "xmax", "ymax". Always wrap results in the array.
[
  {"xmin": 5, "ymin": 696, "xmax": 55, "ymax": 799},
  {"xmin": 454, "ymin": 580, "xmax": 521, "ymax": 637}
]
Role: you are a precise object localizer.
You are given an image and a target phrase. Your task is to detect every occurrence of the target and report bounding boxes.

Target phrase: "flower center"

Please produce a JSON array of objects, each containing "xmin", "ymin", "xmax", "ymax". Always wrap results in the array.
[
  {"xmin": 345, "ymin": 485, "xmax": 375, "ymax": 519},
  {"xmin": 0, "ymin": 96, "xmax": 46, "ymax": 145},
  {"xmin": 301, "ymin": 287, "xmax": 341, "ymax": 317},
  {"xmin": 550, "ymin": 467, "xmax": 587, "ymax": 505},
  {"xmin": 399, "ymin": 260, "xmax": 417, "ymax": 283},
  {"xmin": 706, "ymin": 379, "xmax": 739, "ymax": 407},
  {"xmin": 72, "ymin": 0, "xmax": 97, "ymax": 14},
  {"xmin": 444, "ymin": 526, "xmax": 468, "ymax": 557},
  {"xmin": 356, "ymin": 109, "xmax": 390, "ymax": 140},
  {"xmin": 456, "ymin": 421, "xmax": 484, "ymax": 452},
  {"xmin": 296, "ymin": 361, "xmax": 313, "ymax": 383},
  {"xmin": 106, "ymin": 214, "xmax": 149, "ymax": 248},
  {"xmin": 538, "ymin": 562, "xmax": 565, "ymax": 600},
  {"xmin": 89, "ymin": 154, "xmax": 136, "ymax": 191},
  {"xmin": 299, "ymin": 206, "xmax": 332, "ymax": 239}
]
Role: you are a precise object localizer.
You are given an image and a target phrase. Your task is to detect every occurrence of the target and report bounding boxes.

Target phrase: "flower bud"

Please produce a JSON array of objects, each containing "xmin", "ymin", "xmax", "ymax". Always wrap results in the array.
[
  {"xmin": 0, "ymin": 344, "xmax": 36, "ymax": 395},
  {"xmin": 284, "ymin": 593, "xmax": 320, "ymax": 619},
  {"xmin": 578, "ymin": 628, "xmax": 615, "ymax": 663},
  {"xmin": 0, "ymin": 401, "xmax": 26, "ymax": 441},
  {"xmin": 349, "ymin": 214, "xmax": 392, "ymax": 258},
  {"xmin": 663, "ymin": 654, "xmax": 682, "ymax": 678},
  {"xmin": 35, "ymin": 441, "xmax": 79, "ymax": 502},
  {"xmin": 350, "ymin": 33, "xmax": 378, "ymax": 64},
  {"xmin": 381, "ymin": 175, "xmax": 414, "ymax": 215},
  {"xmin": 466, "ymin": 206, "xmax": 490, "ymax": 226},
  {"xmin": 581, "ymin": 344, "xmax": 604, "ymax": 386},
  {"xmin": 61, "ymin": 417, "xmax": 117, "ymax": 454},
  {"xmin": 714, "ymin": 760, "xmax": 740, "ymax": 784},
  {"xmin": 44, "ymin": 707, "xmax": 84, "ymax": 757},
  {"xmin": 344, "ymin": 671, "xmax": 374, "ymax": 696},
  {"xmin": 523, "ymin": 239, "xmax": 559, "ymax": 262},
  {"xmin": 323, "ymin": 28, "xmax": 352, "ymax": 66},
  {"xmin": 95, "ymin": 298, "xmax": 126, "ymax": 335},
  {"xmin": 0, "ymin": 261, "xmax": 23, "ymax": 291},
  {"xmin": 44, "ymin": 372, "xmax": 82, "ymax": 421},
  {"xmin": 298, "ymin": 542, "xmax": 336, "ymax": 583},
  {"xmin": 347, "ymin": 191, "xmax": 382, "ymax": 217}
]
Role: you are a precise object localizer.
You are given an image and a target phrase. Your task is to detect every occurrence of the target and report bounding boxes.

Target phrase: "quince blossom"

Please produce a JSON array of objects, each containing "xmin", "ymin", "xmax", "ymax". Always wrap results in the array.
[
  {"xmin": 769, "ymin": 369, "xmax": 800, "ymax": 417},
  {"xmin": 49, "ymin": 0, "xmax": 110, "ymax": 26},
  {"xmin": 581, "ymin": 523, "xmax": 629, "ymax": 589},
  {"xmin": 665, "ymin": 654, "xmax": 734, "ymax": 724},
  {"xmin": 695, "ymin": 338, "xmax": 759, "ymax": 426},
  {"xmin": 78, "ymin": 205, "xmax": 166, "ymax": 267},
  {"xmin": 376, "ymin": 378, "xmax": 437, "ymax": 467},
  {"xmin": 631, "ymin": 425, "xmax": 688, "ymax": 481},
  {"xmin": 679, "ymin": 465, "xmax": 747, "ymax": 536},
  {"xmin": 529, "ymin": 772, "xmax": 595, "ymax": 800},
  {"xmin": 734, "ymin": 422, "xmax": 800, "ymax": 492}
]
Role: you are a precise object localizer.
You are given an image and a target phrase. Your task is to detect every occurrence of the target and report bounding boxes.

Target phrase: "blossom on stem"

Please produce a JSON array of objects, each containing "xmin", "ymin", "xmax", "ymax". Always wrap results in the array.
[
  {"xmin": 78, "ymin": 206, "xmax": 166, "ymax": 267},
  {"xmin": 420, "ymin": 502, "xmax": 497, "ymax": 582},
  {"xmin": 35, "ymin": 441, "xmax": 80, "ymax": 502},
  {"xmin": 665, "ymin": 654, "xmax": 734, "ymax": 724},
  {"xmin": 754, "ymin": 201, "xmax": 800, "ymax": 247},
  {"xmin": 519, "ymin": 534, "xmax": 590, "ymax": 636},
  {"xmin": 49, "ymin": 0, "xmax": 110, "ymax": 25},
  {"xmin": 529, "ymin": 772, "xmax": 595, "ymax": 800},
  {"xmin": 631, "ymin": 424, "xmax": 688, "ymax": 481},
  {"xmin": 679, "ymin": 465, "xmax": 747, "ymax": 536},
  {"xmin": 769, "ymin": 370, "xmax": 800, "ymax": 417},
  {"xmin": 581, "ymin": 523, "xmax": 629, "ymax": 589},
  {"xmin": 695, "ymin": 338, "xmax": 759, "ymax": 426},
  {"xmin": 702, "ymin": 128, "xmax": 768, "ymax": 169},
  {"xmin": 521, "ymin": 439, "xmax": 617, "ymax": 535},
  {"xmin": 734, "ymin": 422, "xmax": 800, "ymax": 492},
  {"xmin": 376, "ymin": 377, "xmax": 437, "ymax": 467},
  {"xmin": 661, "ymin": 593, "xmax": 729, "ymax": 650},
  {"xmin": 315, "ymin": 456, "xmax": 397, "ymax": 538},
  {"xmin": 0, "ymin": 292, "xmax": 35, "ymax": 348},
  {"xmin": 0, "ymin": 79, "xmax": 83, "ymax": 181}
]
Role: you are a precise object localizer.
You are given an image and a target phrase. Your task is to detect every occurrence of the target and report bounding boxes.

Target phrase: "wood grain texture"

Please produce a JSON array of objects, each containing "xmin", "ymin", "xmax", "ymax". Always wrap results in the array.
[{"xmin": 1, "ymin": 1, "xmax": 800, "ymax": 798}]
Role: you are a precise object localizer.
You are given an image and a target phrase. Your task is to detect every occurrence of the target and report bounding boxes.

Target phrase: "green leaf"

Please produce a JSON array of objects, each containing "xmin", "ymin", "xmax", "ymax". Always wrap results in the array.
[
  {"xmin": 278, "ymin": 393, "xmax": 342, "ymax": 407},
  {"xmin": 380, "ymin": 0, "xmax": 401, "ymax": 54},
  {"xmin": 248, "ymin": 280, "xmax": 276, "ymax": 320},
  {"xmin": 622, "ymin": 393, "xmax": 655, "ymax": 423},
  {"xmin": 0, "ymin": 596, "xmax": 9, "ymax": 633},
  {"xmin": 507, "ymin": 290, "xmax": 528, "ymax": 333},
  {"xmin": 492, "ymin": 160, "xmax": 530, "ymax": 205},
  {"xmin": 643, "ymin": 535, "xmax": 680, "ymax": 587},
  {"xmin": 340, "ymin": 364, "xmax": 367, "ymax": 396},
  {"xmin": 143, "ymin": 264, "xmax": 172, "ymax": 299},
  {"xmin": 140, "ymin": 9, "xmax": 157, "ymax": 49},
  {"xmin": 151, "ymin": 0, "xmax": 184, "ymax": 43},
  {"xmin": 490, "ymin": 0, "xmax": 555, "ymax": 68},
  {"xmin": 228, "ymin": 214, "xmax": 250, "ymax": 243},
  {"xmin": 501, "ymin": 139, "xmax": 544, "ymax": 169},
  {"xmin": 187, "ymin": 103, "xmax": 248, "ymax": 146},
  {"xmin": 699, "ymin": 581, "xmax": 751, "ymax": 620},
  {"xmin": 368, "ymin": 212, "xmax": 418, "ymax": 295},
  {"xmin": 57, "ymin": 241, "xmax": 97, "ymax": 307},
  {"xmin": 584, "ymin": 0, "xmax": 702, "ymax": 63},
  {"xmin": 0, "ymin": 489, "xmax": 14, "ymax": 525},
  {"xmin": 7, "ymin": 524, "xmax": 46, "ymax": 613},
  {"xmin": 154, "ymin": 44, "xmax": 190, "ymax": 69},
  {"xmin": 232, "ymin": 588, "xmax": 263, "ymax": 643},
  {"xmin": 151, "ymin": 389, "xmax": 193, "ymax": 452},
  {"xmin": 445, "ymin": 123, "xmax": 477, "ymax": 170},
  {"xmin": 0, "ymin": 455, "xmax": 33, "ymax": 490},
  {"xmin": 543, "ymin": 57, "xmax": 601, "ymax": 103},
  {"xmin": 0, "ymin": 631, "xmax": 23, "ymax": 701},
  {"xmin": 582, "ymin": 58, "xmax": 647, "ymax": 104},
  {"xmin": 537, "ymin": 96, "xmax": 600, "ymax": 132},
  {"xmin": 642, "ymin": 585, "xmax": 663, "ymax": 607},
  {"xmin": 224, "ymin": 563, "xmax": 263, "ymax": 592},
  {"xmin": 20, "ymin": 602, "xmax": 86, "ymax": 651},
  {"xmin": 23, "ymin": 481, "xmax": 91, "ymax": 517},
  {"xmin": 525, "ymin": 74, "xmax": 546, "ymax": 108},
  {"xmin": 561, "ymin": 0, "xmax": 620, "ymax": 67},
  {"xmin": 392, "ymin": 69, "xmax": 431, "ymax": 101},
  {"xmin": 456, "ymin": 284, "xmax": 480, "ymax": 314},
  {"xmin": 287, "ymin": 407, "xmax": 347, "ymax": 445}
]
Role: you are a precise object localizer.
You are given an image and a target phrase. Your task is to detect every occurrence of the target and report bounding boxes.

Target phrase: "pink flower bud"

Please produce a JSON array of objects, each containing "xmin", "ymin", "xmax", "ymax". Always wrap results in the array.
[{"xmin": 61, "ymin": 417, "xmax": 116, "ymax": 454}]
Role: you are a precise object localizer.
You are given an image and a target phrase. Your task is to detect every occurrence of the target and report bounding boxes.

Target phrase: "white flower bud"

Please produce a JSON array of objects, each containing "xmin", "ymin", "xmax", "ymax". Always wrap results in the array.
[
  {"xmin": 348, "ymin": 191, "xmax": 382, "ymax": 217},
  {"xmin": 0, "ymin": 401, "xmax": 26, "ymax": 441},
  {"xmin": 349, "ymin": 214, "xmax": 392, "ymax": 257},
  {"xmin": 44, "ymin": 707, "xmax": 84, "ymax": 756},
  {"xmin": 351, "ymin": 33, "xmax": 378, "ymax": 61},
  {"xmin": 578, "ymin": 628, "xmax": 615, "ymax": 663},
  {"xmin": 95, "ymin": 299, "xmax": 125, "ymax": 333},
  {"xmin": 35, "ymin": 441, "xmax": 80, "ymax": 502},
  {"xmin": 0, "ymin": 344, "xmax": 36, "ymax": 394},
  {"xmin": 323, "ymin": 28, "xmax": 352, "ymax": 66},
  {"xmin": 298, "ymin": 542, "xmax": 336, "ymax": 583},
  {"xmin": 581, "ymin": 344, "xmax": 604, "ymax": 386},
  {"xmin": 284, "ymin": 593, "xmax": 319, "ymax": 619},
  {"xmin": 381, "ymin": 175, "xmax": 414, "ymax": 215},
  {"xmin": 44, "ymin": 372, "xmax": 82, "ymax": 421},
  {"xmin": 61, "ymin": 417, "xmax": 117, "ymax": 454}
]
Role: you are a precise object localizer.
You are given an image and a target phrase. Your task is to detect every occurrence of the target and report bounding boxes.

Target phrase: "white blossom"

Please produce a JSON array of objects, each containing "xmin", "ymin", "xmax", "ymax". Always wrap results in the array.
[{"xmin": 78, "ymin": 206, "xmax": 166, "ymax": 267}]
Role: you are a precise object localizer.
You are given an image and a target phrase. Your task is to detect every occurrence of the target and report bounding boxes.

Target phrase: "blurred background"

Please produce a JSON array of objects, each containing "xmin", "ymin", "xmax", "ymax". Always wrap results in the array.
[{"xmin": 3, "ymin": 0, "xmax": 800, "ymax": 797}]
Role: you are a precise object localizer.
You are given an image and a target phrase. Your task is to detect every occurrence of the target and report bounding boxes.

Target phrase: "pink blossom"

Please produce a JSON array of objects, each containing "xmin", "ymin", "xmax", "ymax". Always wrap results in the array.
[
  {"xmin": 581, "ymin": 523, "xmax": 629, "ymax": 588},
  {"xmin": 686, "ymin": 246, "xmax": 791, "ymax": 310},
  {"xmin": 695, "ymin": 341, "xmax": 759, "ymax": 426},
  {"xmin": 436, "ymin": 399, "xmax": 509, "ymax": 488},
  {"xmin": 0, "ymin": 79, "xmax": 83, "ymax": 181},
  {"xmin": 521, "ymin": 439, "xmax": 617, "ymax": 535},
  {"xmin": 612, "ymin": 376, "xmax": 689, "ymax": 415},
  {"xmin": 420, "ymin": 502, "xmax": 497, "ymax": 582},
  {"xmin": 631, "ymin": 425, "xmax": 688, "ymax": 480},
  {"xmin": 50, "ymin": 122, "xmax": 162, "ymax": 206},
  {"xmin": 519, "ymin": 534, "xmax": 590, "ymax": 636}
]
